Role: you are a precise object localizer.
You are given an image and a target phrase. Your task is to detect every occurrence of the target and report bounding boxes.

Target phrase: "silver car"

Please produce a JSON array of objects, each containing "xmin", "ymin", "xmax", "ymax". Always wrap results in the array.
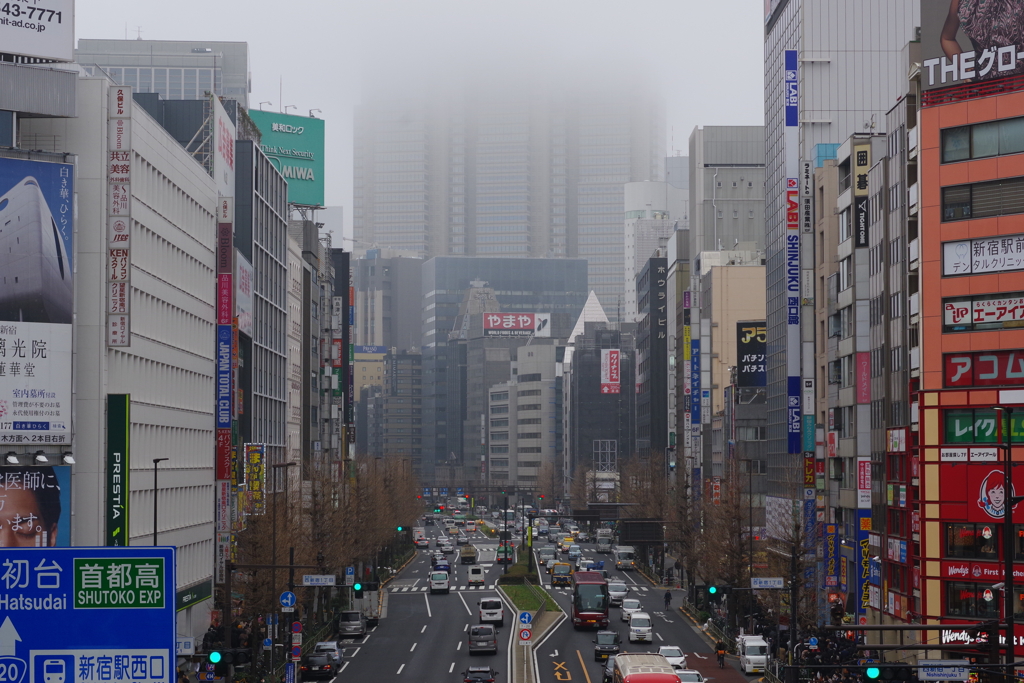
[
  {"xmin": 337, "ymin": 611, "xmax": 367, "ymax": 638},
  {"xmin": 607, "ymin": 581, "xmax": 628, "ymax": 606},
  {"xmin": 620, "ymin": 598, "xmax": 642, "ymax": 622}
]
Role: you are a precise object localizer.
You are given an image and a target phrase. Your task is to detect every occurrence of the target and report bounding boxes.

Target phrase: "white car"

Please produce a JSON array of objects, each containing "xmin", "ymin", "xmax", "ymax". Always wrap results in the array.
[
  {"xmin": 467, "ymin": 566, "xmax": 486, "ymax": 585},
  {"xmin": 676, "ymin": 670, "xmax": 705, "ymax": 683},
  {"xmin": 620, "ymin": 598, "xmax": 643, "ymax": 622},
  {"xmin": 478, "ymin": 597, "xmax": 504, "ymax": 625},
  {"xmin": 429, "ymin": 571, "xmax": 450, "ymax": 594},
  {"xmin": 658, "ymin": 646, "xmax": 687, "ymax": 669},
  {"xmin": 628, "ymin": 612, "xmax": 653, "ymax": 643},
  {"xmin": 608, "ymin": 581, "xmax": 628, "ymax": 606}
]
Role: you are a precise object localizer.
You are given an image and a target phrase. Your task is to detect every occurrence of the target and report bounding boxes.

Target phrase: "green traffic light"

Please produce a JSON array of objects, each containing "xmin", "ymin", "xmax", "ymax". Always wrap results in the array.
[
  {"xmin": 866, "ymin": 667, "xmax": 880, "ymax": 679},
  {"xmin": 353, "ymin": 583, "xmax": 362, "ymax": 591},
  {"xmin": 209, "ymin": 652, "xmax": 222, "ymax": 664},
  {"xmin": 397, "ymin": 526, "xmax": 403, "ymax": 531},
  {"xmin": 708, "ymin": 586, "xmax": 718, "ymax": 594}
]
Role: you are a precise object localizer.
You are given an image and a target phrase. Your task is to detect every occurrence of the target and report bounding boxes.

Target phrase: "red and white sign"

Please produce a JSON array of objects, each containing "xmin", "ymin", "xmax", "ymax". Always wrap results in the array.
[
  {"xmin": 600, "ymin": 349, "xmax": 621, "ymax": 394},
  {"xmin": 945, "ymin": 350, "xmax": 1024, "ymax": 387},
  {"xmin": 827, "ymin": 432, "xmax": 837, "ymax": 458},
  {"xmin": 942, "ymin": 560, "xmax": 1024, "ymax": 581},
  {"xmin": 945, "ymin": 295, "xmax": 1024, "ymax": 327},
  {"xmin": 856, "ymin": 352, "xmax": 870, "ymax": 403},
  {"xmin": 518, "ymin": 628, "xmax": 532, "ymax": 643},
  {"xmin": 857, "ymin": 457, "xmax": 871, "ymax": 508},
  {"xmin": 483, "ymin": 313, "xmax": 550, "ymax": 337},
  {"xmin": 217, "ymin": 274, "xmax": 233, "ymax": 326}
]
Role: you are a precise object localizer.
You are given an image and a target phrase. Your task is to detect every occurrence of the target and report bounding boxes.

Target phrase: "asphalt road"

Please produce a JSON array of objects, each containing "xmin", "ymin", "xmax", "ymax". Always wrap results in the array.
[
  {"xmin": 305, "ymin": 523, "xmax": 759, "ymax": 683},
  {"xmin": 530, "ymin": 536, "xmax": 757, "ymax": 683},
  {"xmin": 322, "ymin": 520, "xmax": 516, "ymax": 683}
]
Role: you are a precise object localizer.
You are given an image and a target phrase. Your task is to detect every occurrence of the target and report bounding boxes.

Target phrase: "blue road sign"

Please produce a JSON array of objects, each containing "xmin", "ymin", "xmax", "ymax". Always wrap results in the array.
[
  {"xmin": 285, "ymin": 662, "xmax": 295, "ymax": 683},
  {"xmin": 441, "ymin": 488, "xmax": 448, "ymax": 496},
  {"xmin": 280, "ymin": 591, "xmax": 297, "ymax": 607},
  {"xmin": 519, "ymin": 611, "xmax": 532, "ymax": 625},
  {"xmin": 808, "ymin": 637, "xmax": 819, "ymax": 646},
  {"xmin": 0, "ymin": 547, "xmax": 175, "ymax": 683},
  {"xmin": 345, "ymin": 566, "xmax": 355, "ymax": 576}
]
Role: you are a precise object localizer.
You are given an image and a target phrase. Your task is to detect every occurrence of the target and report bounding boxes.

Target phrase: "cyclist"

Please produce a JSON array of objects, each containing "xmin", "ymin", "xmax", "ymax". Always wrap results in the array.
[
  {"xmin": 664, "ymin": 590, "xmax": 672, "ymax": 609},
  {"xmin": 716, "ymin": 641, "xmax": 727, "ymax": 668}
]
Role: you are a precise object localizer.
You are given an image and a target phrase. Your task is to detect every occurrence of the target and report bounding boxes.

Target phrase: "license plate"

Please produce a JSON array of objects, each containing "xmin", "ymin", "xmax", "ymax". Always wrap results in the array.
[{"xmin": 311, "ymin": 667, "xmax": 320, "ymax": 671}]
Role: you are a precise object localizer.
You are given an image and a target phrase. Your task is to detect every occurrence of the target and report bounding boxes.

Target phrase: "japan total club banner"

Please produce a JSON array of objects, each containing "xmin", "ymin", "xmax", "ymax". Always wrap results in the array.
[
  {"xmin": 600, "ymin": 349, "xmax": 621, "ymax": 395},
  {"xmin": 0, "ymin": 158, "xmax": 74, "ymax": 446}
]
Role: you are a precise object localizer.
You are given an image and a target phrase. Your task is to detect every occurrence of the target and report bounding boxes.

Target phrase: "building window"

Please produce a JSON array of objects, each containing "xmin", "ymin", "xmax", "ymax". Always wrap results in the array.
[
  {"xmin": 490, "ymin": 458, "xmax": 509, "ymax": 466},
  {"xmin": 942, "ymin": 117, "xmax": 1024, "ymax": 163},
  {"xmin": 490, "ymin": 431, "xmax": 508, "ymax": 441},
  {"xmin": 839, "ymin": 257, "xmax": 852, "ymax": 291},
  {"xmin": 737, "ymin": 426, "xmax": 766, "ymax": 441},
  {"xmin": 838, "ymin": 208, "xmax": 851, "ymax": 243},
  {"xmin": 947, "ymin": 581, "xmax": 1000, "ymax": 618},
  {"xmin": 490, "ymin": 405, "xmax": 509, "ymax": 415},
  {"xmin": 490, "ymin": 392, "xmax": 509, "ymax": 401},
  {"xmin": 490, "ymin": 447, "xmax": 509, "ymax": 455},
  {"xmin": 941, "ymin": 177, "xmax": 1024, "ymax": 222},
  {"xmin": 490, "ymin": 419, "xmax": 509, "ymax": 428},
  {"xmin": 946, "ymin": 523, "xmax": 999, "ymax": 560}
]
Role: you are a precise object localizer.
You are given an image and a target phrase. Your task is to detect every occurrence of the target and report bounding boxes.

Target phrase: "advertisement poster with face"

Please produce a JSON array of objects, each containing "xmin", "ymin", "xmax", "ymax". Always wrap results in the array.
[
  {"xmin": 0, "ymin": 465, "xmax": 71, "ymax": 546},
  {"xmin": 922, "ymin": 0, "xmax": 1024, "ymax": 90},
  {"xmin": 0, "ymin": 158, "xmax": 74, "ymax": 445}
]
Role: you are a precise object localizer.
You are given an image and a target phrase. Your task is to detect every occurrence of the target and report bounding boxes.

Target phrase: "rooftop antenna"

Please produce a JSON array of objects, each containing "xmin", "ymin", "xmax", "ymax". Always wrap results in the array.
[{"xmin": 135, "ymin": 27, "xmax": 143, "ymax": 40}]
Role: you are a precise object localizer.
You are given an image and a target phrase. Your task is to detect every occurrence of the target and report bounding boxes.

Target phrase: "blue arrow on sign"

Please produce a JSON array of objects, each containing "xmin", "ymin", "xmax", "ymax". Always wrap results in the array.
[
  {"xmin": 519, "ymin": 611, "xmax": 532, "ymax": 625},
  {"xmin": 280, "ymin": 591, "xmax": 297, "ymax": 607},
  {"xmin": 808, "ymin": 637, "xmax": 818, "ymax": 646}
]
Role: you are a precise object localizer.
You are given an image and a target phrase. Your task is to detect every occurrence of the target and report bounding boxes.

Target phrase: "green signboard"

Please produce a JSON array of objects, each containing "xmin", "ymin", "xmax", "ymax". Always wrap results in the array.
[
  {"xmin": 944, "ymin": 408, "xmax": 1024, "ymax": 444},
  {"xmin": 106, "ymin": 394, "xmax": 131, "ymax": 546},
  {"xmin": 74, "ymin": 556, "xmax": 166, "ymax": 608},
  {"xmin": 248, "ymin": 109, "xmax": 325, "ymax": 206},
  {"xmin": 177, "ymin": 579, "xmax": 213, "ymax": 611}
]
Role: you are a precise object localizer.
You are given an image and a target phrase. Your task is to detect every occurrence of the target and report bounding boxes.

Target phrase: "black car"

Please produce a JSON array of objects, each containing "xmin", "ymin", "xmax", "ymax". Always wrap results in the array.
[
  {"xmin": 593, "ymin": 630, "xmax": 620, "ymax": 661},
  {"xmin": 299, "ymin": 654, "xmax": 337, "ymax": 681},
  {"xmin": 602, "ymin": 655, "xmax": 617, "ymax": 683},
  {"xmin": 462, "ymin": 666, "xmax": 500, "ymax": 682}
]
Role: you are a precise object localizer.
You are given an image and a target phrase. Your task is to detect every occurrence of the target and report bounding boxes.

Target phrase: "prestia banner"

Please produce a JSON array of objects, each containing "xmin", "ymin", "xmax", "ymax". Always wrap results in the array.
[
  {"xmin": 0, "ymin": 157, "xmax": 74, "ymax": 445},
  {"xmin": 921, "ymin": 0, "xmax": 1024, "ymax": 90}
]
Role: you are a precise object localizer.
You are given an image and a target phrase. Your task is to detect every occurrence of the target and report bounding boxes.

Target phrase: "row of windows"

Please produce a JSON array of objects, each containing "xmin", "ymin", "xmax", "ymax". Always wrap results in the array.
[
  {"xmin": 942, "ymin": 177, "xmax": 1024, "ymax": 221},
  {"xmin": 477, "ymin": 245, "xmax": 530, "ymax": 253},
  {"xmin": 943, "ymin": 117, "xmax": 1024, "ymax": 163}
]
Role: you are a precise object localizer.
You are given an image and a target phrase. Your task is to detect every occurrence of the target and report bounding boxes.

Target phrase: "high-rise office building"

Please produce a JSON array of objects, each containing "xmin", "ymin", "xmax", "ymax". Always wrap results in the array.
[
  {"xmin": 353, "ymin": 77, "xmax": 663, "ymax": 316},
  {"xmin": 762, "ymin": 0, "xmax": 918, "ymax": 520},
  {"xmin": 75, "ymin": 39, "xmax": 250, "ymax": 108},
  {"xmin": 623, "ymin": 181, "xmax": 687, "ymax": 322}
]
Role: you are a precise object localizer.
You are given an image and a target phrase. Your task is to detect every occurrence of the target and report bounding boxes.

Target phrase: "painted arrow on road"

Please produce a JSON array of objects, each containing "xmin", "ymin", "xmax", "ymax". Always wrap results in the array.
[{"xmin": 549, "ymin": 649, "xmax": 558, "ymax": 657}]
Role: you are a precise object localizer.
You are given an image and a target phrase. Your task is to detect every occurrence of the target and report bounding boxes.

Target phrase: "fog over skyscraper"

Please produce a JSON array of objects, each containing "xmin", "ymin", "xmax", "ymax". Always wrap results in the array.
[{"xmin": 353, "ymin": 68, "xmax": 664, "ymax": 319}]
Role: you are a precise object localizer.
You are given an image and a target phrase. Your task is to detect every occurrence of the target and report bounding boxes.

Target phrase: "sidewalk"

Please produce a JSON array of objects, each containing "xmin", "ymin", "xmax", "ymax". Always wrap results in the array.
[{"xmin": 518, "ymin": 609, "xmax": 562, "ymax": 683}]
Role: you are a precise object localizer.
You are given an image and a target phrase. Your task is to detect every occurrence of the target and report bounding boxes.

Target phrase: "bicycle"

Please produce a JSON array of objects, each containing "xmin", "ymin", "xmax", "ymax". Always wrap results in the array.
[{"xmin": 717, "ymin": 651, "xmax": 726, "ymax": 668}]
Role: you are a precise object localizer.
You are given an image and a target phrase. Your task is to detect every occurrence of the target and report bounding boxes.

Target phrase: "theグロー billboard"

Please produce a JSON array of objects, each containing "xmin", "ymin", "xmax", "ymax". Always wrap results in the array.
[
  {"xmin": 921, "ymin": 0, "xmax": 1024, "ymax": 90},
  {"xmin": 0, "ymin": 158, "xmax": 74, "ymax": 445},
  {"xmin": 248, "ymin": 110, "xmax": 325, "ymax": 207}
]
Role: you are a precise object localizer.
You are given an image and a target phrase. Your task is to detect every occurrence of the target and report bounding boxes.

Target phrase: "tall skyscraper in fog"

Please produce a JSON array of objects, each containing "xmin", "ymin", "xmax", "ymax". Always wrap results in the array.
[{"xmin": 353, "ymin": 76, "xmax": 663, "ymax": 318}]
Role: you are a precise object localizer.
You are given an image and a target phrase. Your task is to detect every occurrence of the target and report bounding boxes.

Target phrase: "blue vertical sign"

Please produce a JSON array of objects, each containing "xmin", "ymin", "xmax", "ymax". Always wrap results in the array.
[
  {"xmin": 784, "ymin": 49, "xmax": 802, "ymax": 455},
  {"xmin": 216, "ymin": 325, "xmax": 232, "ymax": 428},
  {"xmin": 0, "ymin": 547, "xmax": 175, "ymax": 683}
]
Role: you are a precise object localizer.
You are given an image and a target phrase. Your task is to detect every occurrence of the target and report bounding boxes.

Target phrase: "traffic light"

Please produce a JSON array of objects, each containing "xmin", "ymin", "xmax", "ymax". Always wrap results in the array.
[
  {"xmin": 863, "ymin": 667, "xmax": 881, "ymax": 682},
  {"xmin": 863, "ymin": 665, "xmax": 916, "ymax": 683},
  {"xmin": 207, "ymin": 650, "xmax": 232, "ymax": 676},
  {"xmin": 397, "ymin": 525, "xmax": 404, "ymax": 532},
  {"xmin": 353, "ymin": 582, "xmax": 363, "ymax": 598},
  {"xmin": 233, "ymin": 648, "xmax": 251, "ymax": 666}
]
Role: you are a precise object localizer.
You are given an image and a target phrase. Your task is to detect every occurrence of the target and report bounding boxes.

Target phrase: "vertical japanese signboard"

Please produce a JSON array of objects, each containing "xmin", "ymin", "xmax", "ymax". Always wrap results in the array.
[
  {"xmin": 736, "ymin": 322, "xmax": 767, "ymax": 387},
  {"xmin": 852, "ymin": 143, "xmax": 870, "ymax": 247},
  {"xmin": 106, "ymin": 394, "xmax": 130, "ymax": 546},
  {"xmin": 823, "ymin": 523, "xmax": 838, "ymax": 587},
  {"xmin": 215, "ymin": 198, "xmax": 233, "ymax": 584},
  {"xmin": 107, "ymin": 85, "xmax": 132, "ymax": 347},
  {"xmin": 245, "ymin": 443, "xmax": 266, "ymax": 514},
  {"xmin": 785, "ymin": 49, "xmax": 801, "ymax": 455},
  {"xmin": 600, "ymin": 349, "xmax": 620, "ymax": 394},
  {"xmin": 0, "ymin": 157, "xmax": 74, "ymax": 445}
]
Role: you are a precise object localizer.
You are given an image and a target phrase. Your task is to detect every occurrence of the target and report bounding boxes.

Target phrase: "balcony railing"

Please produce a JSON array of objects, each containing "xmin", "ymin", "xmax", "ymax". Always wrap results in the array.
[{"xmin": 922, "ymin": 73, "xmax": 1024, "ymax": 107}]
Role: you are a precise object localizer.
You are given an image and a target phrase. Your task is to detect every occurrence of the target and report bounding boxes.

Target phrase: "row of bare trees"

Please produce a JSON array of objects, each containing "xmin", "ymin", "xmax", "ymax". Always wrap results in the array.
[
  {"xmin": 232, "ymin": 456, "xmax": 422, "ymax": 621},
  {"xmin": 614, "ymin": 451, "xmax": 818, "ymax": 637}
]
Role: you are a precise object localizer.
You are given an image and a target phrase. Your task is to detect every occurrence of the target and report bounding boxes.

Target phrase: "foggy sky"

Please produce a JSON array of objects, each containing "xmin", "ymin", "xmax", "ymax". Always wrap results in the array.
[{"xmin": 76, "ymin": 0, "xmax": 765, "ymax": 233}]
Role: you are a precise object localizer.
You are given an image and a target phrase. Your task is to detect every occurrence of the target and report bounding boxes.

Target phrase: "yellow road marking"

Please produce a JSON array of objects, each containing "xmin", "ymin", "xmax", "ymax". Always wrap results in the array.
[{"xmin": 576, "ymin": 649, "xmax": 593, "ymax": 683}]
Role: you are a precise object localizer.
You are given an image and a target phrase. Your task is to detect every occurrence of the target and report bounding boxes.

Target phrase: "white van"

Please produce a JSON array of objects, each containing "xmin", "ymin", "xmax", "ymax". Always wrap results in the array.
[
  {"xmin": 467, "ymin": 566, "xmax": 486, "ymax": 585},
  {"xmin": 627, "ymin": 612, "xmax": 653, "ymax": 643},
  {"xmin": 478, "ymin": 597, "xmax": 504, "ymax": 625},
  {"xmin": 737, "ymin": 635, "xmax": 769, "ymax": 673},
  {"xmin": 429, "ymin": 571, "xmax": 450, "ymax": 594}
]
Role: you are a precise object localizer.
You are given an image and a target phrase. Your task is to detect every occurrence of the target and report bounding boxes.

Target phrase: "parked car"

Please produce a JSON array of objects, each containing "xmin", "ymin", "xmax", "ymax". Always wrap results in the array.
[
  {"xmin": 462, "ymin": 666, "xmax": 500, "ymax": 682},
  {"xmin": 594, "ymin": 630, "xmax": 621, "ymax": 661},
  {"xmin": 337, "ymin": 611, "xmax": 367, "ymax": 638},
  {"xmin": 299, "ymin": 653, "xmax": 336, "ymax": 681},
  {"xmin": 468, "ymin": 624, "xmax": 499, "ymax": 655}
]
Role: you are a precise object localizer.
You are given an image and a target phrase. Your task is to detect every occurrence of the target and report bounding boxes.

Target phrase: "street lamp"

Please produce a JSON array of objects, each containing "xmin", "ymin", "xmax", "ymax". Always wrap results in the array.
[
  {"xmin": 994, "ymin": 406, "xmax": 1022, "ymax": 668},
  {"xmin": 152, "ymin": 458, "xmax": 168, "ymax": 546}
]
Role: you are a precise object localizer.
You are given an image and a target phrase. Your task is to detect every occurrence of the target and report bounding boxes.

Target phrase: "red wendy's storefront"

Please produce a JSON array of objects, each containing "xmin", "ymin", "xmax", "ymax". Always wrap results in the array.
[{"xmin": 919, "ymin": 388, "xmax": 1024, "ymax": 654}]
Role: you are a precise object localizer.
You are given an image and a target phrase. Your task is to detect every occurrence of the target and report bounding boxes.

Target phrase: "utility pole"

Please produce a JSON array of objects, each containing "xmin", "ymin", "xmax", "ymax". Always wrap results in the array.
[
  {"xmin": 503, "ymin": 495, "xmax": 509, "ymax": 575},
  {"xmin": 789, "ymin": 536, "xmax": 797, "ymax": 664},
  {"xmin": 995, "ymin": 405, "xmax": 1021, "ymax": 669}
]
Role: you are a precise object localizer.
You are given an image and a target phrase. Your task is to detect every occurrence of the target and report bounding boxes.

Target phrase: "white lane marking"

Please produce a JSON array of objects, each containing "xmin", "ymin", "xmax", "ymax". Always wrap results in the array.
[
  {"xmin": 421, "ymin": 625, "xmax": 427, "ymax": 633},
  {"xmin": 464, "ymin": 624, "xmax": 469, "ymax": 632},
  {"xmin": 692, "ymin": 653, "xmax": 707, "ymax": 659},
  {"xmin": 459, "ymin": 585, "xmax": 466, "ymax": 590},
  {"xmin": 397, "ymin": 664, "xmax": 405, "ymax": 674},
  {"xmin": 625, "ymin": 572, "xmax": 639, "ymax": 585},
  {"xmin": 656, "ymin": 632, "xmax": 664, "ymax": 641},
  {"xmin": 449, "ymin": 663, "xmax": 455, "ymax": 673},
  {"xmin": 457, "ymin": 589, "xmax": 473, "ymax": 616},
  {"xmin": 550, "ymin": 650, "xmax": 558, "ymax": 658},
  {"xmin": 424, "ymin": 593, "xmax": 432, "ymax": 618},
  {"xmin": 457, "ymin": 641, "xmax": 462, "ymax": 650},
  {"xmin": 410, "ymin": 643, "xmax": 417, "ymax": 652},
  {"xmin": 339, "ymin": 662, "xmax": 350, "ymax": 673}
]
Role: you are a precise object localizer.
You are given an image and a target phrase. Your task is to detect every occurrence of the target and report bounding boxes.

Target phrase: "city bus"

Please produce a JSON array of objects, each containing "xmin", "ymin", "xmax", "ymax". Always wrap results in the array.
[
  {"xmin": 570, "ymin": 570, "xmax": 609, "ymax": 629},
  {"xmin": 612, "ymin": 653, "xmax": 680, "ymax": 683}
]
